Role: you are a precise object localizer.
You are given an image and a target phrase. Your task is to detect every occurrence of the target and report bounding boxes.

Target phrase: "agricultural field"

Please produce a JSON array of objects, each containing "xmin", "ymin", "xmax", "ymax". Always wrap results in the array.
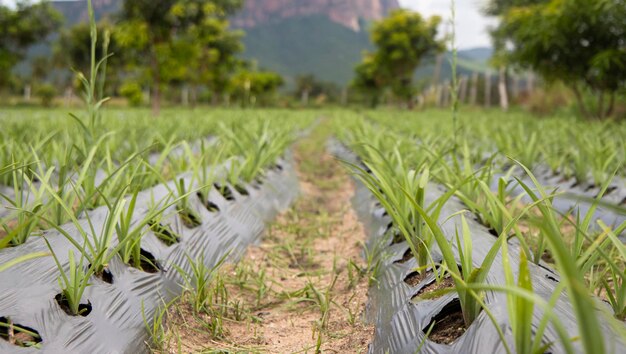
[
  {"xmin": 0, "ymin": 106, "xmax": 625, "ymax": 353},
  {"xmin": 1, "ymin": 0, "xmax": 626, "ymax": 353}
]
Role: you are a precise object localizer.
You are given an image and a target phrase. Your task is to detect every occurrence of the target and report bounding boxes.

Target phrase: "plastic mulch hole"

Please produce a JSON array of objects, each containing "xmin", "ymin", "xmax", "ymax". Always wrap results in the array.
[
  {"xmin": 148, "ymin": 221, "xmax": 181, "ymax": 246},
  {"xmin": 89, "ymin": 264, "xmax": 113, "ymax": 284},
  {"xmin": 233, "ymin": 184, "xmax": 250, "ymax": 196},
  {"xmin": 214, "ymin": 183, "xmax": 235, "ymax": 201},
  {"xmin": 138, "ymin": 249, "xmax": 160, "ymax": 274},
  {"xmin": 423, "ymin": 298, "xmax": 467, "ymax": 345},
  {"xmin": 619, "ymin": 196, "xmax": 626, "ymax": 206},
  {"xmin": 196, "ymin": 192, "xmax": 220, "ymax": 212},
  {"xmin": 600, "ymin": 185, "xmax": 617, "ymax": 197},
  {"xmin": 273, "ymin": 163, "xmax": 284, "ymax": 171},
  {"xmin": 0, "ymin": 317, "xmax": 42, "ymax": 348},
  {"xmin": 394, "ymin": 248, "xmax": 413, "ymax": 265},
  {"xmin": 54, "ymin": 294, "xmax": 92, "ymax": 317},
  {"xmin": 545, "ymin": 274, "xmax": 559, "ymax": 283},
  {"xmin": 412, "ymin": 268, "xmax": 457, "ymax": 302},
  {"xmin": 404, "ymin": 269, "xmax": 433, "ymax": 287},
  {"xmin": 178, "ymin": 207, "xmax": 202, "ymax": 229}
]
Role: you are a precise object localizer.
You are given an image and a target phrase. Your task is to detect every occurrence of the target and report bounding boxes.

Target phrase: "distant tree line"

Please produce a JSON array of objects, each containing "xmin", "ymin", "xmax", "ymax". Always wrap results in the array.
[
  {"xmin": 350, "ymin": 2, "xmax": 625, "ymax": 120},
  {"xmin": 0, "ymin": 0, "xmax": 284, "ymax": 113}
]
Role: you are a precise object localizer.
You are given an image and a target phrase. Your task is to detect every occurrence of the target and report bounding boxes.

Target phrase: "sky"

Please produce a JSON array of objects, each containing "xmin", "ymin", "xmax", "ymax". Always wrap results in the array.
[
  {"xmin": 399, "ymin": 0, "xmax": 494, "ymax": 49},
  {"xmin": 2, "ymin": 0, "xmax": 495, "ymax": 49}
]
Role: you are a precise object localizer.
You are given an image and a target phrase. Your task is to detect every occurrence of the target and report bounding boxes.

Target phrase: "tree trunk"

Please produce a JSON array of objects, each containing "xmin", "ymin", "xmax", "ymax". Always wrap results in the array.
[
  {"xmin": 470, "ymin": 72, "xmax": 478, "ymax": 106},
  {"xmin": 571, "ymin": 84, "xmax": 592, "ymax": 120},
  {"xmin": 498, "ymin": 67, "xmax": 509, "ymax": 111}
]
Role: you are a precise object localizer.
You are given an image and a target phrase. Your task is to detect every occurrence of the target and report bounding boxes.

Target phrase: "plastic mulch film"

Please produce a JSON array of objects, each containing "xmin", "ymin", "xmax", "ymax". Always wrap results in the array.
[
  {"xmin": 329, "ymin": 141, "xmax": 626, "ymax": 354},
  {"xmin": 0, "ymin": 152, "xmax": 299, "ymax": 353},
  {"xmin": 490, "ymin": 166, "xmax": 626, "ymax": 234}
]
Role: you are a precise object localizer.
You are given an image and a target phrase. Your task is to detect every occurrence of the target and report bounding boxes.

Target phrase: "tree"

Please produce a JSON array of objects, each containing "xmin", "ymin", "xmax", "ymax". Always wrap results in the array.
[
  {"xmin": 115, "ymin": 0, "xmax": 243, "ymax": 115},
  {"xmin": 351, "ymin": 55, "xmax": 386, "ymax": 107},
  {"xmin": 231, "ymin": 69, "xmax": 283, "ymax": 107},
  {"xmin": 0, "ymin": 1, "xmax": 62, "ymax": 89},
  {"xmin": 354, "ymin": 10, "xmax": 443, "ymax": 108},
  {"xmin": 185, "ymin": 14, "xmax": 244, "ymax": 105},
  {"xmin": 294, "ymin": 74, "xmax": 340, "ymax": 106},
  {"xmin": 53, "ymin": 21, "xmax": 124, "ymax": 95},
  {"xmin": 489, "ymin": 0, "xmax": 626, "ymax": 119}
]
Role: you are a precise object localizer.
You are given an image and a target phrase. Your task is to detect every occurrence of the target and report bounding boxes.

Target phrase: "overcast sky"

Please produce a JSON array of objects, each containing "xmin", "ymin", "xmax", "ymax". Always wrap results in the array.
[
  {"xmin": 399, "ymin": 0, "xmax": 494, "ymax": 49},
  {"xmin": 2, "ymin": 0, "xmax": 494, "ymax": 49}
]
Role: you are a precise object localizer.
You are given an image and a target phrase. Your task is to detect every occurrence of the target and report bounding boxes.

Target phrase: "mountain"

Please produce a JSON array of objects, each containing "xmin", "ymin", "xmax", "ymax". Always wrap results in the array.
[
  {"xmin": 233, "ymin": 0, "xmax": 400, "ymax": 31},
  {"xmin": 38, "ymin": 0, "xmax": 490, "ymax": 87},
  {"xmin": 242, "ymin": 15, "xmax": 372, "ymax": 86}
]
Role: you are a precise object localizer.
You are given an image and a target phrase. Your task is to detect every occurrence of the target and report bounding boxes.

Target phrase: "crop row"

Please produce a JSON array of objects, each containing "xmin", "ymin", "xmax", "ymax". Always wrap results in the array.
[
  {"xmin": 334, "ymin": 114, "xmax": 626, "ymax": 353},
  {"xmin": 0, "ymin": 109, "xmax": 314, "ymax": 350}
]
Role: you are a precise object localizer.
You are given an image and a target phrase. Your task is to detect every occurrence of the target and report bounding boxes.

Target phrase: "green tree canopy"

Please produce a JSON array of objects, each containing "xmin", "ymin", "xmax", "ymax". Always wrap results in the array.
[
  {"xmin": 352, "ymin": 10, "xmax": 443, "ymax": 108},
  {"xmin": 114, "ymin": 0, "xmax": 243, "ymax": 114},
  {"xmin": 0, "ymin": 1, "xmax": 62, "ymax": 88},
  {"xmin": 231, "ymin": 69, "xmax": 283, "ymax": 107},
  {"xmin": 489, "ymin": 0, "xmax": 626, "ymax": 119}
]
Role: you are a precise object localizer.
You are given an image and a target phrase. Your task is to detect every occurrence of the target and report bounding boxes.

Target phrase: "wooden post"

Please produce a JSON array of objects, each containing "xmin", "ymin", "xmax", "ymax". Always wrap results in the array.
[
  {"xmin": 442, "ymin": 81, "xmax": 450, "ymax": 108},
  {"xmin": 485, "ymin": 72, "xmax": 492, "ymax": 108},
  {"xmin": 498, "ymin": 67, "xmax": 509, "ymax": 111},
  {"xmin": 470, "ymin": 72, "xmax": 478, "ymax": 106},
  {"xmin": 437, "ymin": 84, "xmax": 444, "ymax": 108},
  {"xmin": 526, "ymin": 73, "xmax": 535, "ymax": 94},
  {"xmin": 181, "ymin": 86, "xmax": 189, "ymax": 106},
  {"xmin": 432, "ymin": 54, "xmax": 444, "ymax": 87},
  {"xmin": 511, "ymin": 76, "xmax": 519, "ymax": 103},
  {"xmin": 24, "ymin": 85, "xmax": 31, "ymax": 102},
  {"xmin": 301, "ymin": 89, "xmax": 309, "ymax": 106}
]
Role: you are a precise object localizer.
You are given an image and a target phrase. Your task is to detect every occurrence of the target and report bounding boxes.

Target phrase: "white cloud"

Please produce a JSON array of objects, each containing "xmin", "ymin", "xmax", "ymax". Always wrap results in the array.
[{"xmin": 398, "ymin": 0, "xmax": 495, "ymax": 49}]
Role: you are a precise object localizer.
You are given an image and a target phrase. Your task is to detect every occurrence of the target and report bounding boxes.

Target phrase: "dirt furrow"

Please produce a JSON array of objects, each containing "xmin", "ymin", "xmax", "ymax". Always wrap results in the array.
[{"xmin": 161, "ymin": 123, "xmax": 373, "ymax": 353}]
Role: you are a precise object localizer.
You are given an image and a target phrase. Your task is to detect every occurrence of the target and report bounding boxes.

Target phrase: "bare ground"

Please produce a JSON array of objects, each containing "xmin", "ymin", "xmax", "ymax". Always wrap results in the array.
[{"xmin": 159, "ymin": 126, "xmax": 373, "ymax": 353}]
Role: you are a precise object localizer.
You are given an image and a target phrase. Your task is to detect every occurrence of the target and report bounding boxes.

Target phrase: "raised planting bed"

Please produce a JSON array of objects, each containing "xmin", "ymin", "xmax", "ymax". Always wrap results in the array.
[
  {"xmin": 0, "ymin": 153, "xmax": 299, "ymax": 353},
  {"xmin": 331, "ymin": 141, "xmax": 626, "ymax": 354}
]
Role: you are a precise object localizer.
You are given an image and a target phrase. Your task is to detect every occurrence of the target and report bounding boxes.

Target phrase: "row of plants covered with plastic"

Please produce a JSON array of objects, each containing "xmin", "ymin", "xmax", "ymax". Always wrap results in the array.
[
  {"xmin": 0, "ymin": 3, "xmax": 315, "ymax": 350},
  {"xmin": 0, "ymin": 108, "xmax": 313, "ymax": 351},
  {"xmin": 332, "ymin": 113, "xmax": 626, "ymax": 353}
]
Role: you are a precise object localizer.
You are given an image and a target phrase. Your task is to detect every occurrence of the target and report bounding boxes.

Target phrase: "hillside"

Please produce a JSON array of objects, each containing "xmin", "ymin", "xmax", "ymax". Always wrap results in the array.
[
  {"xmin": 24, "ymin": 0, "xmax": 491, "ymax": 87},
  {"xmin": 233, "ymin": 0, "xmax": 399, "ymax": 31},
  {"xmin": 242, "ymin": 15, "xmax": 373, "ymax": 86}
]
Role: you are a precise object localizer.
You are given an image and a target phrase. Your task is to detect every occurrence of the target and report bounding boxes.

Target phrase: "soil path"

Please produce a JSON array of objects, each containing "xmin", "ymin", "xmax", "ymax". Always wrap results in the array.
[{"xmin": 162, "ymin": 122, "xmax": 373, "ymax": 353}]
